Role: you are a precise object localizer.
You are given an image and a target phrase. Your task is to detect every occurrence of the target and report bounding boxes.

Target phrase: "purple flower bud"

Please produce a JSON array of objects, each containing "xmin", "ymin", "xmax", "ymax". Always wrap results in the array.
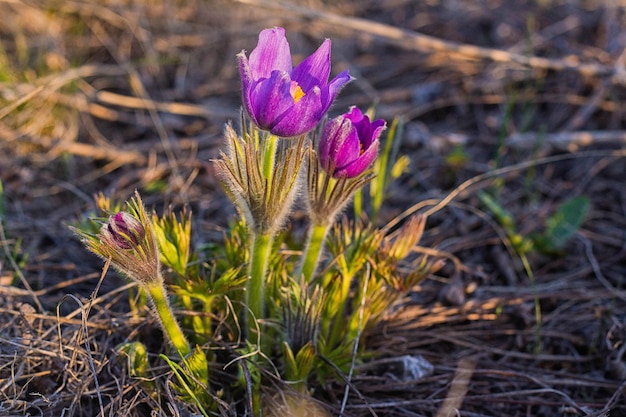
[
  {"xmin": 102, "ymin": 212, "xmax": 145, "ymax": 250},
  {"xmin": 318, "ymin": 107, "xmax": 386, "ymax": 178},
  {"xmin": 238, "ymin": 27, "xmax": 352, "ymax": 137}
]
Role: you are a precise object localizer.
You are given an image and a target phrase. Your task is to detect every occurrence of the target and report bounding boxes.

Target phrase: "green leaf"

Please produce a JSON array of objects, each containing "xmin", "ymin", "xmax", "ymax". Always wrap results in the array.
[
  {"xmin": 117, "ymin": 341, "xmax": 148, "ymax": 378},
  {"xmin": 152, "ymin": 207, "xmax": 192, "ymax": 276},
  {"xmin": 543, "ymin": 196, "xmax": 590, "ymax": 250},
  {"xmin": 161, "ymin": 353, "xmax": 211, "ymax": 417},
  {"xmin": 282, "ymin": 341, "xmax": 316, "ymax": 385},
  {"xmin": 184, "ymin": 345, "xmax": 210, "ymax": 387}
]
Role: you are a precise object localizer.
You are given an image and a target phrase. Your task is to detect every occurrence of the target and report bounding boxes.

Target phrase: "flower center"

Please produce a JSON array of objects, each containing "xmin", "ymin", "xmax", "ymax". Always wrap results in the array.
[{"xmin": 290, "ymin": 81, "xmax": 305, "ymax": 104}]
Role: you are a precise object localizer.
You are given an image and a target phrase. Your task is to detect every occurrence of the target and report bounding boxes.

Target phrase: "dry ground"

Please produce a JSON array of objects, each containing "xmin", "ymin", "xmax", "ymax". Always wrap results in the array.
[{"xmin": 0, "ymin": 0, "xmax": 625, "ymax": 416}]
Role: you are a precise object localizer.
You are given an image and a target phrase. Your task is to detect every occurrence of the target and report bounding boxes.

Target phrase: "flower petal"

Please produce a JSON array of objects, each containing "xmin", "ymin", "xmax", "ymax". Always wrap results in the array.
[
  {"xmin": 291, "ymin": 39, "xmax": 332, "ymax": 92},
  {"xmin": 335, "ymin": 138, "xmax": 379, "ymax": 178},
  {"xmin": 321, "ymin": 70, "xmax": 352, "ymax": 113},
  {"xmin": 238, "ymin": 28, "xmax": 350, "ymax": 136},
  {"xmin": 318, "ymin": 117, "xmax": 341, "ymax": 169},
  {"xmin": 345, "ymin": 106, "xmax": 365, "ymax": 124},
  {"xmin": 319, "ymin": 115, "xmax": 359, "ymax": 171},
  {"xmin": 331, "ymin": 123, "xmax": 360, "ymax": 170},
  {"xmin": 346, "ymin": 107, "xmax": 386, "ymax": 149},
  {"xmin": 368, "ymin": 119, "xmax": 387, "ymax": 147},
  {"xmin": 248, "ymin": 27, "xmax": 292, "ymax": 79},
  {"xmin": 270, "ymin": 86, "xmax": 324, "ymax": 137},
  {"xmin": 318, "ymin": 106, "xmax": 386, "ymax": 178},
  {"xmin": 348, "ymin": 109, "xmax": 370, "ymax": 144},
  {"xmin": 249, "ymin": 70, "xmax": 295, "ymax": 131}
]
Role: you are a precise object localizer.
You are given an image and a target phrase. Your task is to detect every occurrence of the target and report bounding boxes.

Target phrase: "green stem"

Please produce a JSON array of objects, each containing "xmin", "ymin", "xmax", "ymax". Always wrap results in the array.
[
  {"xmin": 247, "ymin": 231, "xmax": 273, "ymax": 343},
  {"xmin": 262, "ymin": 133, "xmax": 278, "ymax": 183},
  {"xmin": 298, "ymin": 222, "xmax": 330, "ymax": 284},
  {"xmin": 146, "ymin": 281, "xmax": 191, "ymax": 358}
]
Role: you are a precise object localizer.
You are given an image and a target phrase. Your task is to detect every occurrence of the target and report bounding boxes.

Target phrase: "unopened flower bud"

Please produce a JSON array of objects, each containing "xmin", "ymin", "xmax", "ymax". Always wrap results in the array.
[{"xmin": 103, "ymin": 212, "xmax": 145, "ymax": 250}]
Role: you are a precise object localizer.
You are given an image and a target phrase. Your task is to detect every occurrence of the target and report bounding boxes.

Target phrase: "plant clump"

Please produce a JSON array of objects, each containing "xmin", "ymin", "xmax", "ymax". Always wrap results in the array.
[{"xmin": 72, "ymin": 26, "xmax": 439, "ymax": 416}]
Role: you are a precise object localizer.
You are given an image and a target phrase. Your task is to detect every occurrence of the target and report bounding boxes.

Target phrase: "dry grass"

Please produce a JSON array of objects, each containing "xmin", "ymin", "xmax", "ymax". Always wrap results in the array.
[{"xmin": 1, "ymin": 0, "xmax": 625, "ymax": 416}]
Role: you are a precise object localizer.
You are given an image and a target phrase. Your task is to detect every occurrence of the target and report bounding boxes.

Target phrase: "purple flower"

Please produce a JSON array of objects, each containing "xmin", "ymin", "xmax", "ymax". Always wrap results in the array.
[
  {"xmin": 101, "ymin": 212, "xmax": 145, "ymax": 250},
  {"xmin": 319, "ymin": 107, "xmax": 385, "ymax": 178},
  {"xmin": 238, "ymin": 27, "xmax": 351, "ymax": 137}
]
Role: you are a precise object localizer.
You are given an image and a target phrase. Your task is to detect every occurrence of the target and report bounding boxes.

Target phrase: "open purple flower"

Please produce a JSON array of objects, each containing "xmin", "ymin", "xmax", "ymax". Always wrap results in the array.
[
  {"xmin": 238, "ymin": 27, "xmax": 351, "ymax": 137},
  {"xmin": 318, "ymin": 107, "xmax": 385, "ymax": 178}
]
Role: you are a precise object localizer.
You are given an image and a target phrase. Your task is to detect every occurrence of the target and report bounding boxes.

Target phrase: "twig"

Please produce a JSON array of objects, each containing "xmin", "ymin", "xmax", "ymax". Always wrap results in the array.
[
  {"xmin": 434, "ymin": 357, "xmax": 476, "ymax": 417},
  {"xmin": 384, "ymin": 149, "xmax": 626, "ymax": 232},
  {"xmin": 125, "ymin": 68, "xmax": 186, "ymax": 197},
  {"xmin": 561, "ymin": 82, "xmax": 609, "ymax": 132},
  {"xmin": 234, "ymin": 0, "xmax": 624, "ymax": 84},
  {"xmin": 507, "ymin": 130, "xmax": 626, "ymax": 152},
  {"xmin": 0, "ymin": 216, "xmax": 43, "ymax": 312},
  {"xmin": 580, "ymin": 235, "xmax": 626, "ymax": 303},
  {"xmin": 586, "ymin": 379, "xmax": 626, "ymax": 417},
  {"xmin": 94, "ymin": 90, "xmax": 232, "ymax": 119},
  {"xmin": 0, "ymin": 64, "xmax": 127, "ymax": 121},
  {"xmin": 56, "ymin": 276, "xmax": 107, "ymax": 417}
]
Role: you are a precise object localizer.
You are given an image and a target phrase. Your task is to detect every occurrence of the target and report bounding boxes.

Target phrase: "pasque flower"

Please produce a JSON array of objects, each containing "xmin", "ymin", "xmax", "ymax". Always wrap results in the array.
[
  {"xmin": 81, "ymin": 206, "xmax": 161, "ymax": 287},
  {"xmin": 72, "ymin": 192, "xmax": 192, "ymax": 358},
  {"xmin": 238, "ymin": 27, "xmax": 351, "ymax": 137},
  {"xmin": 319, "ymin": 107, "xmax": 385, "ymax": 178}
]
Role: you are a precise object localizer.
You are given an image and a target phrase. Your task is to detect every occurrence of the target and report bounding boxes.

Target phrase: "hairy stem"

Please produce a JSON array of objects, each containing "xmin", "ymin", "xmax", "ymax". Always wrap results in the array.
[
  {"xmin": 146, "ymin": 281, "xmax": 191, "ymax": 358},
  {"xmin": 298, "ymin": 222, "xmax": 330, "ymax": 284},
  {"xmin": 247, "ymin": 231, "xmax": 273, "ymax": 343},
  {"xmin": 262, "ymin": 133, "xmax": 278, "ymax": 184}
]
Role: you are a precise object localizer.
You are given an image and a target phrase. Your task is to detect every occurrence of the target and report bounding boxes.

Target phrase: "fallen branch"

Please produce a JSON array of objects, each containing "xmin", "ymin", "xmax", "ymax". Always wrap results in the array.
[{"xmin": 235, "ymin": 0, "xmax": 625, "ymax": 85}]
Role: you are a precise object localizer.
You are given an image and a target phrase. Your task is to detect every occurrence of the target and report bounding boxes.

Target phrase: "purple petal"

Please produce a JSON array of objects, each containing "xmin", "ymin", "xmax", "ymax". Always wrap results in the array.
[
  {"xmin": 369, "ymin": 119, "xmax": 387, "ymax": 145},
  {"xmin": 347, "ymin": 108, "xmax": 373, "ymax": 145},
  {"xmin": 249, "ymin": 70, "xmax": 295, "ymax": 131},
  {"xmin": 291, "ymin": 39, "xmax": 332, "ymax": 92},
  {"xmin": 335, "ymin": 138, "xmax": 379, "ymax": 178},
  {"xmin": 106, "ymin": 223, "xmax": 132, "ymax": 249},
  {"xmin": 331, "ymin": 124, "xmax": 360, "ymax": 170},
  {"xmin": 269, "ymin": 86, "xmax": 324, "ymax": 137},
  {"xmin": 357, "ymin": 117, "xmax": 386, "ymax": 149},
  {"xmin": 319, "ymin": 115, "xmax": 361, "ymax": 173},
  {"xmin": 318, "ymin": 117, "xmax": 342, "ymax": 168},
  {"xmin": 345, "ymin": 106, "xmax": 365, "ymax": 124},
  {"xmin": 346, "ymin": 107, "xmax": 387, "ymax": 149},
  {"xmin": 320, "ymin": 70, "xmax": 352, "ymax": 114},
  {"xmin": 248, "ymin": 27, "xmax": 292, "ymax": 79}
]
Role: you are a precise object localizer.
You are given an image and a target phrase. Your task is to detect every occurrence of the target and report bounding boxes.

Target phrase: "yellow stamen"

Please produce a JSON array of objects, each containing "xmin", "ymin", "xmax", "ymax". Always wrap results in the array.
[{"xmin": 290, "ymin": 82, "xmax": 305, "ymax": 104}]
